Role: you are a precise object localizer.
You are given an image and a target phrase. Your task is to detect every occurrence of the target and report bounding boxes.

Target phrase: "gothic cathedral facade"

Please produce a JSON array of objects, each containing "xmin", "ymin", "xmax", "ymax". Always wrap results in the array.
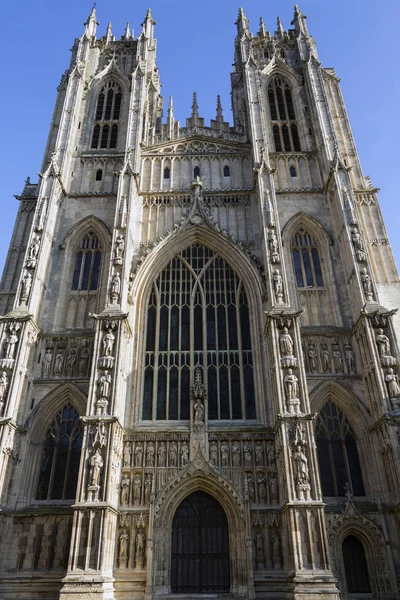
[{"xmin": 0, "ymin": 6, "xmax": 399, "ymax": 600}]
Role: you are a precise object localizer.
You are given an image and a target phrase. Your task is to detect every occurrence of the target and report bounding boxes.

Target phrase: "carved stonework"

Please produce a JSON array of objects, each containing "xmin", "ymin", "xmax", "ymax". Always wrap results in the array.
[{"xmin": 40, "ymin": 336, "xmax": 93, "ymax": 378}]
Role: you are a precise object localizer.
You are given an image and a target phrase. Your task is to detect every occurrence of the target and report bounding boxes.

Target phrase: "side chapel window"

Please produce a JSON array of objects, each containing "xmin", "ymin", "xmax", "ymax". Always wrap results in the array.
[
  {"xmin": 37, "ymin": 404, "xmax": 83, "ymax": 500},
  {"xmin": 91, "ymin": 81, "xmax": 122, "ymax": 150},
  {"xmin": 315, "ymin": 401, "xmax": 365, "ymax": 497},
  {"xmin": 268, "ymin": 77, "xmax": 301, "ymax": 152},
  {"xmin": 292, "ymin": 227, "xmax": 323, "ymax": 288},
  {"xmin": 142, "ymin": 244, "xmax": 256, "ymax": 421}
]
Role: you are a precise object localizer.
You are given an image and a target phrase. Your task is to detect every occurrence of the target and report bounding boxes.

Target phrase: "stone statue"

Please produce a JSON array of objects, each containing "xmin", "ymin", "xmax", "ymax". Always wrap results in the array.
[
  {"xmin": 110, "ymin": 272, "xmax": 121, "ymax": 301},
  {"xmin": 157, "ymin": 442, "xmax": 166, "ymax": 467},
  {"xmin": 270, "ymin": 477, "xmax": 279, "ymax": 504},
  {"xmin": 332, "ymin": 344, "xmax": 343, "ymax": 372},
  {"xmin": 146, "ymin": 442, "xmax": 155, "ymax": 467},
  {"xmin": 273, "ymin": 269, "xmax": 283, "ymax": 302},
  {"xmin": 268, "ymin": 229, "xmax": 280, "ymax": 262},
  {"xmin": 133, "ymin": 475, "xmax": 142, "ymax": 504},
  {"xmin": 78, "ymin": 343, "xmax": 89, "ymax": 375},
  {"xmin": 210, "ymin": 442, "xmax": 218, "ymax": 466},
  {"xmin": 267, "ymin": 443, "xmax": 275, "ymax": 466},
  {"xmin": 114, "ymin": 235, "xmax": 125, "ymax": 260},
  {"xmin": 123, "ymin": 442, "xmax": 132, "ymax": 467},
  {"xmin": 385, "ymin": 368, "xmax": 400, "ymax": 398},
  {"xmin": 308, "ymin": 344, "xmax": 318, "ymax": 372},
  {"xmin": 4, "ymin": 331, "xmax": 18, "ymax": 360},
  {"xmin": 351, "ymin": 227, "xmax": 366, "ymax": 261},
  {"xmin": 54, "ymin": 348, "xmax": 65, "ymax": 375},
  {"xmin": 279, "ymin": 327, "xmax": 294, "ymax": 356},
  {"xmin": 193, "ymin": 398, "xmax": 204, "ymax": 425},
  {"xmin": 244, "ymin": 444, "xmax": 252, "ymax": 467},
  {"xmin": 102, "ymin": 330, "xmax": 115, "ymax": 357},
  {"xmin": 232, "ymin": 442, "xmax": 241, "ymax": 466},
  {"xmin": 293, "ymin": 445, "xmax": 309, "ymax": 485},
  {"xmin": 0, "ymin": 371, "xmax": 8, "ymax": 412},
  {"xmin": 135, "ymin": 443, "xmax": 143, "ymax": 467},
  {"xmin": 221, "ymin": 443, "xmax": 229, "ymax": 466},
  {"xmin": 360, "ymin": 268, "xmax": 373, "ymax": 301},
  {"xmin": 89, "ymin": 448, "xmax": 103, "ymax": 487},
  {"xmin": 27, "ymin": 236, "xmax": 40, "ymax": 264},
  {"xmin": 118, "ymin": 532, "xmax": 129, "ymax": 568},
  {"xmin": 321, "ymin": 344, "xmax": 330, "ymax": 372},
  {"xmin": 169, "ymin": 441, "xmax": 177, "ymax": 467},
  {"xmin": 144, "ymin": 473, "xmax": 152, "ymax": 504},
  {"xmin": 284, "ymin": 369, "xmax": 299, "ymax": 400},
  {"xmin": 255, "ymin": 442, "xmax": 264, "ymax": 466},
  {"xmin": 135, "ymin": 530, "xmax": 146, "ymax": 568},
  {"xmin": 376, "ymin": 329, "xmax": 391, "ymax": 357},
  {"xmin": 271, "ymin": 533, "xmax": 281, "ymax": 566},
  {"xmin": 258, "ymin": 477, "xmax": 267, "ymax": 503},
  {"xmin": 65, "ymin": 346, "xmax": 77, "ymax": 376},
  {"xmin": 97, "ymin": 371, "xmax": 111, "ymax": 398},
  {"xmin": 345, "ymin": 344, "xmax": 356, "ymax": 372},
  {"xmin": 181, "ymin": 442, "xmax": 189, "ymax": 466},
  {"xmin": 42, "ymin": 346, "xmax": 53, "ymax": 376},
  {"xmin": 20, "ymin": 271, "xmax": 32, "ymax": 302},
  {"xmin": 255, "ymin": 531, "xmax": 264, "ymax": 560},
  {"xmin": 120, "ymin": 476, "xmax": 130, "ymax": 505}
]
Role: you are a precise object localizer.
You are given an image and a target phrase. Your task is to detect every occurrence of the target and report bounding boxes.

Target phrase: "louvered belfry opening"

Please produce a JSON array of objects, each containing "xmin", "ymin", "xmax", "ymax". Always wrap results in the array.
[{"xmin": 171, "ymin": 490, "xmax": 230, "ymax": 594}]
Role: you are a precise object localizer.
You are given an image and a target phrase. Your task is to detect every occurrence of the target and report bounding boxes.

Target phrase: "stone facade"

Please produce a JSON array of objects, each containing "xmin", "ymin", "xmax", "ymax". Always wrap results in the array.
[{"xmin": 0, "ymin": 6, "xmax": 399, "ymax": 600}]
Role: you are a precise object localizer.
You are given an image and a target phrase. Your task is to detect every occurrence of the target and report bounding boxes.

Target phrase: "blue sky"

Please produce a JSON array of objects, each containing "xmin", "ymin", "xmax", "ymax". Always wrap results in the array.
[{"xmin": 1, "ymin": 0, "xmax": 399, "ymax": 275}]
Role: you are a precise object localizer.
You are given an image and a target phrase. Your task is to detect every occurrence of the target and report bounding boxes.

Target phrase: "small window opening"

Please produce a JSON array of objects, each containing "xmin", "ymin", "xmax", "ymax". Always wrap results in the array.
[
  {"xmin": 194, "ymin": 166, "xmax": 200, "ymax": 178},
  {"xmin": 95, "ymin": 169, "xmax": 103, "ymax": 181},
  {"xmin": 290, "ymin": 166, "xmax": 297, "ymax": 178},
  {"xmin": 223, "ymin": 165, "xmax": 230, "ymax": 177},
  {"xmin": 164, "ymin": 167, "xmax": 170, "ymax": 179}
]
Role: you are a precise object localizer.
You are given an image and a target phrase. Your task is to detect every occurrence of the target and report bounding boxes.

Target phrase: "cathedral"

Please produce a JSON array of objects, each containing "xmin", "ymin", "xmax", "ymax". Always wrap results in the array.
[{"xmin": 0, "ymin": 5, "xmax": 400, "ymax": 599}]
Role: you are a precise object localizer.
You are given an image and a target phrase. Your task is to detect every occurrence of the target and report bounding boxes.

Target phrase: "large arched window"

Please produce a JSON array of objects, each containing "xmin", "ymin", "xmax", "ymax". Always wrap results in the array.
[
  {"xmin": 315, "ymin": 401, "xmax": 365, "ymax": 496},
  {"xmin": 91, "ymin": 80, "xmax": 122, "ymax": 150},
  {"xmin": 268, "ymin": 77, "xmax": 301, "ymax": 152},
  {"xmin": 36, "ymin": 404, "xmax": 83, "ymax": 500},
  {"xmin": 342, "ymin": 535, "xmax": 371, "ymax": 594},
  {"xmin": 292, "ymin": 227, "xmax": 323, "ymax": 288},
  {"xmin": 142, "ymin": 244, "xmax": 256, "ymax": 421}
]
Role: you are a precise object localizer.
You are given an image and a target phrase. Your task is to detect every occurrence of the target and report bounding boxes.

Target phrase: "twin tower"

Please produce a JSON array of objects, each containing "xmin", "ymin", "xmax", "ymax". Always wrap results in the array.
[{"xmin": 0, "ymin": 6, "xmax": 399, "ymax": 600}]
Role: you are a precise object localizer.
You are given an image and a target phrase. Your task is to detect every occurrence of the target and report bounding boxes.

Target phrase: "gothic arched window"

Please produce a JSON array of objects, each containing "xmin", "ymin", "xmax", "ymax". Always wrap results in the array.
[
  {"xmin": 342, "ymin": 536, "xmax": 371, "ymax": 593},
  {"xmin": 142, "ymin": 244, "xmax": 256, "ymax": 422},
  {"xmin": 36, "ymin": 404, "xmax": 83, "ymax": 500},
  {"xmin": 91, "ymin": 80, "xmax": 122, "ymax": 150},
  {"xmin": 194, "ymin": 166, "xmax": 200, "ymax": 178},
  {"xmin": 67, "ymin": 230, "xmax": 102, "ymax": 328},
  {"xmin": 292, "ymin": 227, "xmax": 323, "ymax": 288},
  {"xmin": 268, "ymin": 77, "xmax": 301, "ymax": 152},
  {"xmin": 315, "ymin": 401, "xmax": 365, "ymax": 496}
]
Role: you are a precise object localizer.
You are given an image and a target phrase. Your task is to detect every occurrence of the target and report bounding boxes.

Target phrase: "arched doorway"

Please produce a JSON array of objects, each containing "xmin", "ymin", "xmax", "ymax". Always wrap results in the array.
[
  {"xmin": 342, "ymin": 535, "xmax": 371, "ymax": 594},
  {"xmin": 171, "ymin": 490, "xmax": 230, "ymax": 594}
]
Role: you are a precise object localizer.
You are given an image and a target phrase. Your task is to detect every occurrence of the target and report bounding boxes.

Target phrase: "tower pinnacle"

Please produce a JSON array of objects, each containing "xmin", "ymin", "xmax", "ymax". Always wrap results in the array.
[
  {"xmin": 105, "ymin": 22, "xmax": 113, "ymax": 45},
  {"xmin": 236, "ymin": 7, "xmax": 249, "ymax": 34},
  {"xmin": 259, "ymin": 17, "xmax": 266, "ymax": 38},
  {"xmin": 216, "ymin": 95, "xmax": 224, "ymax": 123},
  {"xmin": 83, "ymin": 5, "xmax": 98, "ymax": 38},
  {"xmin": 292, "ymin": 5, "xmax": 309, "ymax": 36},
  {"xmin": 191, "ymin": 92, "xmax": 199, "ymax": 120}
]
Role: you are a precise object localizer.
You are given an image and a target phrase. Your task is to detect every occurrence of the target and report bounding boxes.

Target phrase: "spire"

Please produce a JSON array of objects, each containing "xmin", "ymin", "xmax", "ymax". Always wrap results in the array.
[
  {"xmin": 236, "ymin": 7, "xmax": 249, "ymax": 35},
  {"xmin": 216, "ymin": 95, "xmax": 224, "ymax": 123},
  {"xmin": 83, "ymin": 5, "xmax": 98, "ymax": 38},
  {"xmin": 142, "ymin": 8, "xmax": 156, "ymax": 40},
  {"xmin": 191, "ymin": 92, "xmax": 199, "ymax": 120},
  {"xmin": 259, "ymin": 17, "xmax": 266, "ymax": 38},
  {"xmin": 292, "ymin": 5, "xmax": 309, "ymax": 36},
  {"xmin": 277, "ymin": 16, "xmax": 285, "ymax": 38},
  {"xmin": 167, "ymin": 97, "xmax": 175, "ymax": 139},
  {"xmin": 105, "ymin": 22, "xmax": 113, "ymax": 45},
  {"xmin": 123, "ymin": 22, "xmax": 132, "ymax": 40}
]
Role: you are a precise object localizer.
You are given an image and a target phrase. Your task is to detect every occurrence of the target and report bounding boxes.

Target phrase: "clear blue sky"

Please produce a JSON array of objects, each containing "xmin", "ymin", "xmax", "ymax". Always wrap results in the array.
[{"xmin": 1, "ymin": 1, "xmax": 399, "ymax": 276}]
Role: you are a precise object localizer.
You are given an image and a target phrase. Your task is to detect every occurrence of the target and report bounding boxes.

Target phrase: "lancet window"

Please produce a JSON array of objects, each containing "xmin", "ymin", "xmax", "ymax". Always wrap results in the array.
[
  {"xmin": 268, "ymin": 77, "xmax": 301, "ymax": 152},
  {"xmin": 91, "ymin": 80, "xmax": 122, "ymax": 150},
  {"xmin": 142, "ymin": 244, "xmax": 256, "ymax": 422},
  {"xmin": 315, "ymin": 401, "xmax": 365, "ymax": 496},
  {"xmin": 292, "ymin": 227, "xmax": 323, "ymax": 288},
  {"xmin": 36, "ymin": 404, "xmax": 83, "ymax": 500}
]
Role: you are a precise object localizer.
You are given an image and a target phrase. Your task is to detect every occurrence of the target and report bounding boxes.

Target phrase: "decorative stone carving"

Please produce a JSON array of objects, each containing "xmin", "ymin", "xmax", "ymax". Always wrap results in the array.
[
  {"xmin": 78, "ymin": 342, "xmax": 89, "ymax": 376},
  {"xmin": 1, "ymin": 321, "xmax": 20, "ymax": 368},
  {"xmin": 181, "ymin": 441, "xmax": 189, "ymax": 466},
  {"xmin": 244, "ymin": 444, "xmax": 252, "ymax": 468},
  {"xmin": 110, "ymin": 272, "xmax": 121, "ymax": 304},
  {"xmin": 169, "ymin": 441, "xmax": 177, "ymax": 467},
  {"xmin": 284, "ymin": 369, "xmax": 300, "ymax": 413},
  {"xmin": 54, "ymin": 347, "xmax": 65, "ymax": 375},
  {"xmin": 0, "ymin": 371, "xmax": 9, "ymax": 415},
  {"xmin": 280, "ymin": 327, "xmax": 297, "ymax": 367},
  {"xmin": 385, "ymin": 368, "xmax": 400, "ymax": 400},
  {"xmin": 268, "ymin": 229, "xmax": 280, "ymax": 263},
  {"xmin": 293, "ymin": 445, "xmax": 310, "ymax": 500},
  {"xmin": 88, "ymin": 448, "xmax": 103, "ymax": 500},
  {"xmin": 26, "ymin": 235, "xmax": 40, "ymax": 268},
  {"xmin": 375, "ymin": 328, "xmax": 396, "ymax": 367},
  {"xmin": 133, "ymin": 474, "xmax": 142, "ymax": 505},
  {"xmin": 258, "ymin": 476, "xmax": 267, "ymax": 503},
  {"xmin": 146, "ymin": 442, "xmax": 155, "ymax": 467},
  {"xmin": 271, "ymin": 531, "xmax": 282, "ymax": 569},
  {"xmin": 321, "ymin": 344, "xmax": 330, "ymax": 373},
  {"xmin": 351, "ymin": 227, "xmax": 366, "ymax": 262},
  {"xmin": 65, "ymin": 345, "xmax": 77, "ymax": 376},
  {"xmin": 157, "ymin": 442, "xmax": 166, "ymax": 466},
  {"xmin": 232, "ymin": 442, "xmax": 241, "ymax": 466},
  {"xmin": 144, "ymin": 472, "xmax": 152, "ymax": 504},
  {"xmin": 113, "ymin": 234, "xmax": 125, "ymax": 265},
  {"xmin": 308, "ymin": 343, "xmax": 317, "ymax": 372},
  {"xmin": 255, "ymin": 442, "xmax": 264, "ymax": 466},
  {"xmin": 360, "ymin": 267, "xmax": 374, "ymax": 301},
  {"xmin": 272, "ymin": 269, "xmax": 283, "ymax": 303},
  {"xmin": 118, "ymin": 532, "xmax": 129, "ymax": 568},
  {"xmin": 345, "ymin": 344, "xmax": 355, "ymax": 372},
  {"xmin": 96, "ymin": 371, "xmax": 111, "ymax": 415},
  {"xmin": 135, "ymin": 443, "xmax": 143, "ymax": 467},
  {"xmin": 123, "ymin": 442, "xmax": 132, "ymax": 467},
  {"xmin": 120, "ymin": 476, "xmax": 130, "ymax": 506},
  {"xmin": 210, "ymin": 442, "xmax": 218, "ymax": 466},
  {"xmin": 135, "ymin": 530, "xmax": 146, "ymax": 569},
  {"xmin": 20, "ymin": 271, "xmax": 32, "ymax": 304},
  {"xmin": 221, "ymin": 442, "xmax": 229, "ymax": 466},
  {"xmin": 266, "ymin": 442, "xmax": 275, "ymax": 466},
  {"xmin": 270, "ymin": 476, "xmax": 279, "ymax": 505},
  {"xmin": 332, "ymin": 344, "xmax": 343, "ymax": 372},
  {"xmin": 255, "ymin": 531, "xmax": 265, "ymax": 568}
]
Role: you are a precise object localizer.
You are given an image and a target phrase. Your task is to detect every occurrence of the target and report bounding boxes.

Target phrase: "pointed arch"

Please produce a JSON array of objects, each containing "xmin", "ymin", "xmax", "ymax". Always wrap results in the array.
[
  {"xmin": 60, "ymin": 215, "xmax": 111, "ymax": 252},
  {"xmin": 281, "ymin": 211, "xmax": 333, "ymax": 246}
]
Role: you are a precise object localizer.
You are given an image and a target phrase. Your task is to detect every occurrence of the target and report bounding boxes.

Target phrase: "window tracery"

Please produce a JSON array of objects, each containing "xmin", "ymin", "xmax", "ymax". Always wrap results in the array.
[
  {"xmin": 142, "ymin": 244, "xmax": 256, "ymax": 422},
  {"xmin": 292, "ymin": 227, "xmax": 323, "ymax": 288},
  {"xmin": 268, "ymin": 77, "xmax": 301, "ymax": 152},
  {"xmin": 36, "ymin": 404, "xmax": 83, "ymax": 500},
  {"xmin": 91, "ymin": 80, "xmax": 122, "ymax": 150},
  {"xmin": 315, "ymin": 401, "xmax": 365, "ymax": 496}
]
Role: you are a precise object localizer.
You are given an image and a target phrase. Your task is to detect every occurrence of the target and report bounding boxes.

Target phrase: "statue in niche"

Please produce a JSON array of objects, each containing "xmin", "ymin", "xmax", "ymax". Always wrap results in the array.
[
  {"xmin": 210, "ymin": 442, "xmax": 218, "ymax": 466},
  {"xmin": 271, "ymin": 532, "xmax": 282, "ymax": 567},
  {"xmin": 118, "ymin": 532, "xmax": 129, "ymax": 568},
  {"xmin": 308, "ymin": 344, "xmax": 318, "ymax": 372},
  {"xmin": 146, "ymin": 442, "xmax": 155, "ymax": 467},
  {"xmin": 360, "ymin": 267, "xmax": 373, "ymax": 301},
  {"xmin": 321, "ymin": 344, "xmax": 330, "ymax": 372},
  {"xmin": 270, "ymin": 476, "xmax": 279, "ymax": 504},
  {"xmin": 284, "ymin": 369, "xmax": 299, "ymax": 401},
  {"xmin": 255, "ymin": 442, "xmax": 264, "ymax": 466},
  {"xmin": 27, "ymin": 236, "xmax": 40, "ymax": 265},
  {"xmin": 181, "ymin": 441, "xmax": 189, "ymax": 466},
  {"xmin": 20, "ymin": 271, "xmax": 32, "ymax": 302},
  {"xmin": 114, "ymin": 235, "xmax": 125, "ymax": 261},
  {"xmin": 376, "ymin": 328, "xmax": 392, "ymax": 357},
  {"xmin": 144, "ymin": 473, "xmax": 152, "ymax": 504},
  {"xmin": 120, "ymin": 476, "xmax": 130, "ymax": 505},
  {"xmin": 268, "ymin": 229, "xmax": 280, "ymax": 262},
  {"xmin": 78, "ymin": 342, "xmax": 89, "ymax": 375},
  {"xmin": 135, "ymin": 530, "xmax": 146, "ymax": 568},
  {"xmin": 293, "ymin": 445, "xmax": 309, "ymax": 486},
  {"xmin": 345, "ymin": 344, "xmax": 356, "ymax": 372},
  {"xmin": 255, "ymin": 531, "xmax": 264, "ymax": 562},
  {"xmin": 134, "ymin": 443, "xmax": 143, "ymax": 467},
  {"xmin": 169, "ymin": 441, "xmax": 178, "ymax": 467},
  {"xmin": 157, "ymin": 442, "xmax": 166, "ymax": 467},
  {"xmin": 89, "ymin": 448, "xmax": 103, "ymax": 487},
  {"xmin": 280, "ymin": 327, "xmax": 294, "ymax": 357},
  {"xmin": 42, "ymin": 345, "xmax": 53, "ymax": 376},
  {"xmin": 273, "ymin": 269, "xmax": 283, "ymax": 302},
  {"xmin": 4, "ymin": 330, "xmax": 19, "ymax": 360},
  {"xmin": 385, "ymin": 368, "xmax": 400, "ymax": 398},
  {"xmin": 65, "ymin": 346, "xmax": 77, "ymax": 376},
  {"xmin": 267, "ymin": 443, "xmax": 275, "ymax": 466},
  {"xmin": 258, "ymin": 476, "xmax": 267, "ymax": 503},
  {"xmin": 193, "ymin": 397, "xmax": 204, "ymax": 425},
  {"xmin": 110, "ymin": 272, "xmax": 121, "ymax": 302},
  {"xmin": 123, "ymin": 442, "xmax": 132, "ymax": 467},
  {"xmin": 133, "ymin": 475, "xmax": 142, "ymax": 504},
  {"xmin": 232, "ymin": 442, "xmax": 241, "ymax": 466},
  {"xmin": 97, "ymin": 371, "xmax": 111, "ymax": 398},
  {"xmin": 351, "ymin": 227, "xmax": 366, "ymax": 261},
  {"xmin": 54, "ymin": 348, "xmax": 65, "ymax": 375},
  {"xmin": 247, "ymin": 475, "xmax": 255, "ymax": 501},
  {"xmin": 332, "ymin": 344, "xmax": 343, "ymax": 372},
  {"xmin": 0, "ymin": 371, "xmax": 8, "ymax": 414},
  {"xmin": 102, "ymin": 329, "xmax": 115, "ymax": 357},
  {"xmin": 244, "ymin": 444, "xmax": 252, "ymax": 467},
  {"xmin": 221, "ymin": 443, "xmax": 229, "ymax": 466}
]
